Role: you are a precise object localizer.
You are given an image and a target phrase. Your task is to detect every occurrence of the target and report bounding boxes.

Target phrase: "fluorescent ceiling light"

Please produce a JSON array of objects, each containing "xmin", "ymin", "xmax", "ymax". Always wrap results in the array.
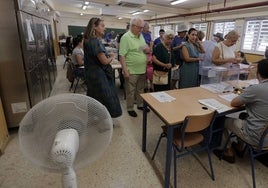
[
  {"xmin": 80, "ymin": 13, "xmax": 83, "ymax": 16},
  {"xmin": 171, "ymin": 0, "xmax": 187, "ymax": 5},
  {"xmin": 118, "ymin": 17, "xmax": 122, "ymax": 19},
  {"xmin": 82, "ymin": 5, "xmax": 87, "ymax": 10},
  {"xmin": 143, "ymin": 9, "xmax": 149, "ymax": 12},
  {"xmin": 132, "ymin": 12, "xmax": 141, "ymax": 15},
  {"xmin": 84, "ymin": 1, "xmax": 89, "ymax": 5}
]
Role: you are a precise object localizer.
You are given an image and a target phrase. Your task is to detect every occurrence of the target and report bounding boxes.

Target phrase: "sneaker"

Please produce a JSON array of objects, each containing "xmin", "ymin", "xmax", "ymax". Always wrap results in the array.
[
  {"xmin": 213, "ymin": 149, "xmax": 235, "ymax": 164},
  {"xmin": 128, "ymin": 110, "xmax": 137, "ymax": 117},
  {"xmin": 137, "ymin": 106, "xmax": 150, "ymax": 112}
]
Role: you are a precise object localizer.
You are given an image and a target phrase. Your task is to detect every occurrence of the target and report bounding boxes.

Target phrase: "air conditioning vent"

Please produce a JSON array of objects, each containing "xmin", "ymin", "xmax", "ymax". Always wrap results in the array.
[{"xmin": 116, "ymin": 0, "xmax": 146, "ymax": 8}]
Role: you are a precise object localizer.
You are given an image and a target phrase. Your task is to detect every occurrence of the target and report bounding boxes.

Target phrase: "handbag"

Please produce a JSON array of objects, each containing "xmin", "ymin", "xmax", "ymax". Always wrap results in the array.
[
  {"xmin": 153, "ymin": 70, "xmax": 168, "ymax": 85},
  {"xmin": 171, "ymin": 66, "xmax": 180, "ymax": 80}
]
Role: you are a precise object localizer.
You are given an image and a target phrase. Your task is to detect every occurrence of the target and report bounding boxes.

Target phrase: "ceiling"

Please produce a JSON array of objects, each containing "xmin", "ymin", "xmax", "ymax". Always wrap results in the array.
[{"xmin": 47, "ymin": 0, "xmax": 234, "ymax": 21}]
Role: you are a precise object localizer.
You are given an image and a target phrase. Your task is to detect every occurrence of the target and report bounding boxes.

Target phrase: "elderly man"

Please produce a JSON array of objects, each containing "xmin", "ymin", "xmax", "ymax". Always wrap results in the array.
[
  {"xmin": 214, "ymin": 59, "xmax": 268, "ymax": 163},
  {"xmin": 119, "ymin": 17, "xmax": 151, "ymax": 117}
]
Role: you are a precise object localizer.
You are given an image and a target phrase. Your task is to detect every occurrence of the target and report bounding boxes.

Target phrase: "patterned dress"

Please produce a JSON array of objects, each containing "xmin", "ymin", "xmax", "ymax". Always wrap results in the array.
[
  {"xmin": 84, "ymin": 38, "xmax": 122, "ymax": 118},
  {"xmin": 179, "ymin": 42, "xmax": 200, "ymax": 88}
]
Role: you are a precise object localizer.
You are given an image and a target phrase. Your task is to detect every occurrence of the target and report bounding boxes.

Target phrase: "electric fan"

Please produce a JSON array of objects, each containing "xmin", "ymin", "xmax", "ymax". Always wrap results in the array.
[{"xmin": 19, "ymin": 93, "xmax": 113, "ymax": 188}]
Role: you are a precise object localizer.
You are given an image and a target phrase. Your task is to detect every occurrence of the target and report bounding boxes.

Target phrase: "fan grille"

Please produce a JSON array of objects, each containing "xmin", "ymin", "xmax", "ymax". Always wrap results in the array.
[{"xmin": 19, "ymin": 94, "xmax": 113, "ymax": 172}]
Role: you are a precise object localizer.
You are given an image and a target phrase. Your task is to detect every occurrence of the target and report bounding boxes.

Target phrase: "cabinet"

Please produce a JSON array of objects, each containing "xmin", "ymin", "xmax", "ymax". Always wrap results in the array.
[{"xmin": 0, "ymin": 98, "xmax": 9, "ymax": 155}]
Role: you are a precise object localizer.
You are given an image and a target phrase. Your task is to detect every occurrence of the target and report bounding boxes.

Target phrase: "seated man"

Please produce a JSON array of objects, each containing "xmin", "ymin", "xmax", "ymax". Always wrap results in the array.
[{"xmin": 214, "ymin": 59, "xmax": 268, "ymax": 163}]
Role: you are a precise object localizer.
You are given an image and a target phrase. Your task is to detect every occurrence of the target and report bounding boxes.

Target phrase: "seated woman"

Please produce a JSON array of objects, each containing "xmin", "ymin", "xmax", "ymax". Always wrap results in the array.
[{"xmin": 72, "ymin": 36, "xmax": 85, "ymax": 78}]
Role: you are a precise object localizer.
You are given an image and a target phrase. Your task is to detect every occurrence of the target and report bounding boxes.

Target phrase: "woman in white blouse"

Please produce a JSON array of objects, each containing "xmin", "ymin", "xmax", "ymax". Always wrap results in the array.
[{"xmin": 212, "ymin": 30, "xmax": 241, "ymax": 68}]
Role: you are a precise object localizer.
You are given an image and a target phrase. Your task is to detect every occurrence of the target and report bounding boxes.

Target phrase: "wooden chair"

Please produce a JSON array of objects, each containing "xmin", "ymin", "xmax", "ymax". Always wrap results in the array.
[
  {"xmin": 152, "ymin": 111, "xmax": 217, "ymax": 188},
  {"xmin": 222, "ymin": 124, "xmax": 268, "ymax": 188}
]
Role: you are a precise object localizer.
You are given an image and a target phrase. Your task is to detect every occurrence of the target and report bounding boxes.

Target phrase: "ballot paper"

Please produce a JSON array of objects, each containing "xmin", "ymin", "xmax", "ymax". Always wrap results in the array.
[
  {"xmin": 198, "ymin": 98, "xmax": 231, "ymax": 113},
  {"xmin": 150, "ymin": 92, "xmax": 176, "ymax": 102},
  {"xmin": 219, "ymin": 93, "xmax": 238, "ymax": 102},
  {"xmin": 200, "ymin": 82, "xmax": 233, "ymax": 93}
]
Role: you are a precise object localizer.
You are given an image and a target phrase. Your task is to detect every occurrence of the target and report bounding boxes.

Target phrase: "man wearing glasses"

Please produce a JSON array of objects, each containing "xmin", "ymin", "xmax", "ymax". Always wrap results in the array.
[{"xmin": 119, "ymin": 17, "xmax": 151, "ymax": 117}]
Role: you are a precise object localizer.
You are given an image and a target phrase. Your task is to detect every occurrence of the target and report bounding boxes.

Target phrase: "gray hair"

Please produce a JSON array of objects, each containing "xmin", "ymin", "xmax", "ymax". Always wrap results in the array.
[
  {"xmin": 225, "ymin": 30, "xmax": 240, "ymax": 40},
  {"xmin": 163, "ymin": 29, "xmax": 174, "ymax": 38},
  {"xmin": 130, "ymin": 17, "xmax": 144, "ymax": 26}
]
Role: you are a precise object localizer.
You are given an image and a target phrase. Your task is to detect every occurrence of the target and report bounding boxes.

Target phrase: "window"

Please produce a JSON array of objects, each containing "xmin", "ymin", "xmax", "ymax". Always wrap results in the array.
[
  {"xmin": 213, "ymin": 21, "xmax": 235, "ymax": 37},
  {"xmin": 192, "ymin": 23, "xmax": 208, "ymax": 39},
  {"xmin": 163, "ymin": 24, "xmax": 172, "ymax": 32},
  {"xmin": 153, "ymin": 25, "xmax": 161, "ymax": 40},
  {"xmin": 242, "ymin": 19, "xmax": 268, "ymax": 53}
]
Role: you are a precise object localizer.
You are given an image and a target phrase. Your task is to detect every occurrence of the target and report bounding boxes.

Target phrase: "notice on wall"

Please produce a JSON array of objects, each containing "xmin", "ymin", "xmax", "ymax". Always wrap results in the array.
[{"xmin": 11, "ymin": 102, "xmax": 27, "ymax": 114}]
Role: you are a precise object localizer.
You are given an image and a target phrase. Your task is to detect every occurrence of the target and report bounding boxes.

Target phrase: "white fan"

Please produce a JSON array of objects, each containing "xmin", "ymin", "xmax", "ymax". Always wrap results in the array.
[{"xmin": 19, "ymin": 93, "xmax": 113, "ymax": 188}]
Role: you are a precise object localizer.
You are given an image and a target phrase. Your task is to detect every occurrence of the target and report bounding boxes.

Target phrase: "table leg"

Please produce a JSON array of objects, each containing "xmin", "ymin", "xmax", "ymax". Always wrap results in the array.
[
  {"xmin": 142, "ymin": 102, "xmax": 148, "ymax": 152},
  {"xmin": 164, "ymin": 126, "xmax": 174, "ymax": 188}
]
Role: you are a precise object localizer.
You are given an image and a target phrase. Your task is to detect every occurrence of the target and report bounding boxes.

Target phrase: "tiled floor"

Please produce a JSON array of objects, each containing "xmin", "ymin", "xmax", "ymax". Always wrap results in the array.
[{"xmin": 0, "ymin": 56, "xmax": 267, "ymax": 188}]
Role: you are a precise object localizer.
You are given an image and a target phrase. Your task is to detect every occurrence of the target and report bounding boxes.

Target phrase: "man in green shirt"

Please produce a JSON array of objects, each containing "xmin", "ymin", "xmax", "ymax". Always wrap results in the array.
[{"xmin": 119, "ymin": 17, "xmax": 151, "ymax": 117}]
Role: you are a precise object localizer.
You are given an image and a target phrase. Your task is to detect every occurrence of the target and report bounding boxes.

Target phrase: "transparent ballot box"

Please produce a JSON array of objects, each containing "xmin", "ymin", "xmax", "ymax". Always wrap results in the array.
[
  {"xmin": 200, "ymin": 65, "xmax": 240, "ymax": 93},
  {"xmin": 200, "ymin": 65, "xmax": 240, "ymax": 84}
]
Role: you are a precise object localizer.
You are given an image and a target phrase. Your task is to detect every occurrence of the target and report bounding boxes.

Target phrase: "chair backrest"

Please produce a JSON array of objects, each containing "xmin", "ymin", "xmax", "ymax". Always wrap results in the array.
[
  {"xmin": 66, "ymin": 61, "xmax": 75, "ymax": 82},
  {"xmin": 183, "ymin": 111, "xmax": 216, "ymax": 133},
  {"xmin": 174, "ymin": 111, "xmax": 216, "ymax": 151}
]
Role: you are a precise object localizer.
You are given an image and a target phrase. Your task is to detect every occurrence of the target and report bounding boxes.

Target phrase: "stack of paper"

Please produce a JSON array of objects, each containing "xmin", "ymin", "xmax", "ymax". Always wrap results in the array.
[{"xmin": 198, "ymin": 98, "xmax": 232, "ymax": 113}]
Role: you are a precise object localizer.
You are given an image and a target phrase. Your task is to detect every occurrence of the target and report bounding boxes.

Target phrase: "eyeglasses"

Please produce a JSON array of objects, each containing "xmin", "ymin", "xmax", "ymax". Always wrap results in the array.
[{"xmin": 133, "ymin": 24, "xmax": 144, "ymax": 30}]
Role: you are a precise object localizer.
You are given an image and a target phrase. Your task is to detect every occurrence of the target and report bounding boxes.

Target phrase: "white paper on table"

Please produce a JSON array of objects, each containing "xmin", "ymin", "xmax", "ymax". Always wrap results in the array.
[
  {"xmin": 240, "ymin": 63, "xmax": 250, "ymax": 69},
  {"xmin": 219, "ymin": 93, "xmax": 238, "ymax": 102},
  {"xmin": 200, "ymin": 82, "xmax": 233, "ymax": 93},
  {"xmin": 198, "ymin": 98, "xmax": 232, "ymax": 113},
  {"xmin": 150, "ymin": 92, "xmax": 176, "ymax": 102}
]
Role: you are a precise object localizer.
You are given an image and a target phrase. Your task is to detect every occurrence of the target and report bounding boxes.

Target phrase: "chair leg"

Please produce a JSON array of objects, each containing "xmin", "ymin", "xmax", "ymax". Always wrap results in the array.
[
  {"xmin": 206, "ymin": 147, "xmax": 215, "ymax": 180},
  {"xmin": 73, "ymin": 78, "xmax": 80, "ymax": 93},
  {"xmin": 69, "ymin": 80, "xmax": 74, "ymax": 91},
  {"xmin": 248, "ymin": 146, "xmax": 256, "ymax": 188},
  {"xmin": 173, "ymin": 147, "xmax": 177, "ymax": 188},
  {"xmin": 152, "ymin": 132, "xmax": 166, "ymax": 160}
]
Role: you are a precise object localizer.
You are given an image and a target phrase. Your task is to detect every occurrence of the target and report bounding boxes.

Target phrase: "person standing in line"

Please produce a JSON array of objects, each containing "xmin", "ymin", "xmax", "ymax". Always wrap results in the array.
[
  {"xmin": 171, "ymin": 24, "xmax": 187, "ymax": 89},
  {"xmin": 117, "ymin": 23, "xmax": 130, "ymax": 89},
  {"xmin": 212, "ymin": 30, "xmax": 242, "ymax": 81},
  {"xmin": 142, "ymin": 22, "xmax": 153, "ymax": 48},
  {"xmin": 199, "ymin": 32, "xmax": 224, "ymax": 84},
  {"xmin": 212, "ymin": 30, "xmax": 241, "ymax": 68},
  {"xmin": 119, "ymin": 17, "xmax": 151, "ymax": 117},
  {"xmin": 199, "ymin": 32, "xmax": 224, "ymax": 73},
  {"xmin": 179, "ymin": 28, "xmax": 205, "ymax": 89},
  {"xmin": 142, "ymin": 22, "xmax": 154, "ymax": 93},
  {"xmin": 154, "ymin": 29, "xmax": 165, "ymax": 47},
  {"xmin": 105, "ymin": 30, "xmax": 114, "ymax": 43},
  {"xmin": 83, "ymin": 17, "xmax": 122, "ymax": 118},
  {"xmin": 152, "ymin": 29, "xmax": 174, "ymax": 92}
]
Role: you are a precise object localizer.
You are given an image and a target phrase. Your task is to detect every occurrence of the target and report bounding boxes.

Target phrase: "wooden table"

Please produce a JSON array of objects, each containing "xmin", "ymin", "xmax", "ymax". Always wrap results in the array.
[{"xmin": 140, "ymin": 87, "xmax": 243, "ymax": 188}]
